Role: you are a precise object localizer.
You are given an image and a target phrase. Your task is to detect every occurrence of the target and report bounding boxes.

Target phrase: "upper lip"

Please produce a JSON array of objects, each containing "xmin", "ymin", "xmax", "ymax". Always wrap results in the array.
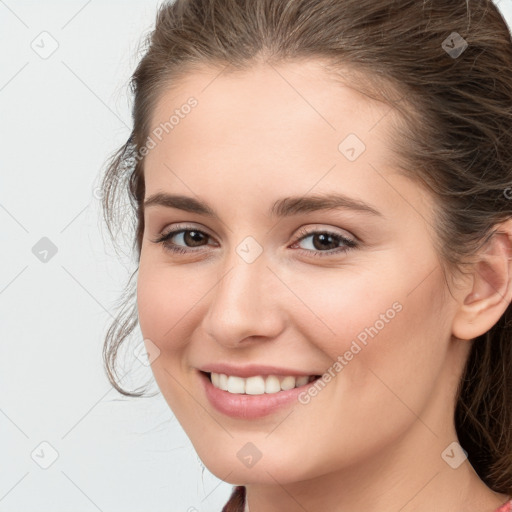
[{"xmin": 198, "ymin": 363, "xmax": 321, "ymax": 378}]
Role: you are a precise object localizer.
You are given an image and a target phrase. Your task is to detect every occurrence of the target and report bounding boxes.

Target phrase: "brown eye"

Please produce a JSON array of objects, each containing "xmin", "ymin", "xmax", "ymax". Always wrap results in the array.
[
  {"xmin": 291, "ymin": 228, "xmax": 358, "ymax": 258},
  {"xmin": 179, "ymin": 230, "xmax": 208, "ymax": 247},
  {"xmin": 152, "ymin": 227, "xmax": 213, "ymax": 255},
  {"xmin": 309, "ymin": 233, "xmax": 341, "ymax": 251}
]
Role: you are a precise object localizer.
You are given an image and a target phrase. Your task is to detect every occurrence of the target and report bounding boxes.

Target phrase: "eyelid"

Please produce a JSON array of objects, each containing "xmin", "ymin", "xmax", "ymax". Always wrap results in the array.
[
  {"xmin": 159, "ymin": 222, "xmax": 214, "ymax": 239},
  {"xmin": 156, "ymin": 223, "xmax": 356, "ymax": 245},
  {"xmin": 292, "ymin": 224, "xmax": 357, "ymax": 244}
]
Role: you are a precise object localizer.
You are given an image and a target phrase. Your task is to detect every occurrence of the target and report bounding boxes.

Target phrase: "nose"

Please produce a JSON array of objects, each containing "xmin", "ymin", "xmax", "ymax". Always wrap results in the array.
[{"xmin": 201, "ymin": 247, "xmax": 286, "ymax": 348}]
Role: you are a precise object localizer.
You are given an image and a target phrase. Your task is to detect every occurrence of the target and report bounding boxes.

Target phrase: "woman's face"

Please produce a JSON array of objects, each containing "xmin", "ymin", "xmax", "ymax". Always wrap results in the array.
[{"xmin": 137, "ymin": 60, "xmax": 466, "ymax": 484}]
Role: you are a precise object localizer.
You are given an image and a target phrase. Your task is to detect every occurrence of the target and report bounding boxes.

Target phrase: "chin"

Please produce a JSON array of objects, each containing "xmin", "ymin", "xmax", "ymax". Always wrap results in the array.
[{"xmin": 196, "ymin": 444, "xmax": 314, "ymax": 486}]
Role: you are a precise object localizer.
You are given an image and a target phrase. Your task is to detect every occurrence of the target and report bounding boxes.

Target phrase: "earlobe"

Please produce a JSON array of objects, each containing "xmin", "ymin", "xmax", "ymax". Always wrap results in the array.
[{"xmin": 452, "ymin": 219, "xmax": 512, "ymax": 341}]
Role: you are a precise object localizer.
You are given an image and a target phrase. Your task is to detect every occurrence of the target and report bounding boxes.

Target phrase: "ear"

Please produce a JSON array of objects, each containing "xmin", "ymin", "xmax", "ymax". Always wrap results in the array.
[{"xmin": 452, "ymin": 218, "xmax": 512, "ymax": 341}]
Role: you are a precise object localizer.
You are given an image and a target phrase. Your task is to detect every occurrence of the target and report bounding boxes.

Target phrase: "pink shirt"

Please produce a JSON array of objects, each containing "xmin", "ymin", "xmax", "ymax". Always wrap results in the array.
[{"xmin": 495, "ymin": 500, "xmax": 512, "ymax": 512}]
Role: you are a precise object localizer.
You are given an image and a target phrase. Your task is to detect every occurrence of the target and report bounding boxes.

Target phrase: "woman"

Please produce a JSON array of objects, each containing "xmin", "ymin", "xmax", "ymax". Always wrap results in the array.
[{"xmin": 101, "ymin": 0, "xmax": 512, "ymax": 510}]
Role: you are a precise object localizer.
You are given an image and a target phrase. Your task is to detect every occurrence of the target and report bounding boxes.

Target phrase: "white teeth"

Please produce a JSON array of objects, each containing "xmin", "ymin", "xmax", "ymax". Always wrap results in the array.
[
  {"xmin": 209, "ymin": 372, "xmax": 316, "ymax": 395},
  {"xmin": 246, "ymin": 376, "xmax": 266, "ymax": 395},
  {"xmin": 219, "ymin": 373, "xmax": 228, "ymax": 391},
  {"xmin": 280, "ymin": 376, "xmax": 296, "ymax": 390},
  {"xmin": 295, "ymin": 376, "xmax": 309, "ymax": 387},
  {"xmin": 265, "ymin": 375, "xmax": 281, "ymax": 394},
  {"xmin": 227, "ymin": 375, "xmax": 245, "ymax": 394}
]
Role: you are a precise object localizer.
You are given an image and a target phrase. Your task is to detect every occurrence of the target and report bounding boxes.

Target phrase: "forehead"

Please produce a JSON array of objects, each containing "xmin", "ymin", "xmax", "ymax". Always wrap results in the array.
[
  {"xmin": 147, "ymin": 60, "xmax": 392, "ymax": 148},
  {"xmin": 142, "ymin": 60, "xmax": 426, "ymax": 222}
]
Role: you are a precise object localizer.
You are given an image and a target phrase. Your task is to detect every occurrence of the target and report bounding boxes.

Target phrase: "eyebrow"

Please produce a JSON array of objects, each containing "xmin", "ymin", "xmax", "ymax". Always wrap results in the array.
[{"xmin": 144, "ymin": 192, "xmax": 383, "ymax": 218}]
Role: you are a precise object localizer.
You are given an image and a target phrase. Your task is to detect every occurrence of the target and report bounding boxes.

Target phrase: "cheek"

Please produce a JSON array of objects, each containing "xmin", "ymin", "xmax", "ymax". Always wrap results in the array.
[
  {"xmin": 288, "ymin": 258, "xmax": 449, "ymax": 368},
  {"xmin": 286, "ymin": 262, "xmax": 450, "ymax": 426},
  {"xmin": 136, "ymin": 260, "xmax": 205, "ymax": 351},
  {"xmin": 280, "ymin": 265, "xmax": 410, "ymax": 359},
  {"xmin": 136, "ymin": 259, "xmax": 209, "ymax": 417}
]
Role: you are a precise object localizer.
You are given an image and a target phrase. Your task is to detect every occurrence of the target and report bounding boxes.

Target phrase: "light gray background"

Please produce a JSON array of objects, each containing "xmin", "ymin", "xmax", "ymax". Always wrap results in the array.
[{"xmin": 1, "ymin": 1, "xmax": 511, "ymax": 511}]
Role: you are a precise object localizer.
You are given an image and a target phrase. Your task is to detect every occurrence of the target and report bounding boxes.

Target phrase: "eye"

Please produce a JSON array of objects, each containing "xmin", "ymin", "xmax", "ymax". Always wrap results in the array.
[
  {"xmin": 150, "ymin": 225, "xmax": 215, "ymax": 255},
  {"xmin": 290, "ymin": 226, "xmax": 358, "ymax": 257},
  {"xmin": 150, "ymin": 224, "xmax": 358, "ymax": 258}
]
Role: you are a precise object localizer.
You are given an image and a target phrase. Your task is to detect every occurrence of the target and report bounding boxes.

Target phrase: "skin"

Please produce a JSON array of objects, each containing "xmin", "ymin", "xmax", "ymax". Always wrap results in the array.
[{"xmin": 136, "ymin": 60, "xmax": 512, "ymax": 512}]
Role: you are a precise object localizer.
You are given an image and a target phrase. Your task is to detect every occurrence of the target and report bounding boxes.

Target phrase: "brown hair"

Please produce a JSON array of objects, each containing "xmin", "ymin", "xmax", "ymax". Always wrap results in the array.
[{"xmin": 100, "ymin": 0, "xmax": 512, "ymax": 495}]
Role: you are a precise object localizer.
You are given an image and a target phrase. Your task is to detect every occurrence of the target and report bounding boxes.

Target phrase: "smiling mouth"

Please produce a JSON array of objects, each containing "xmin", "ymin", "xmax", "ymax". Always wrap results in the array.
[{"xmin": 202, "ymin": 371, "xmax": 321, "ymax": 395}]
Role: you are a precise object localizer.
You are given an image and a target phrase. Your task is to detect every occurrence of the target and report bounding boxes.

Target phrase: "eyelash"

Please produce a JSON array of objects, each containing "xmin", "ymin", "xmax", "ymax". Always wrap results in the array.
[{"xmin": 151, "ymin": 224, "xmax": 358, "ymax": 258}]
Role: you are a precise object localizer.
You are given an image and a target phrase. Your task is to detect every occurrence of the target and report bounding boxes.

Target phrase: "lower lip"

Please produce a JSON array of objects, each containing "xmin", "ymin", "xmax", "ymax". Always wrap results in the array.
[{"xmin": 200, "ymin": 371, "xmax": 318, "ymax": 419}]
